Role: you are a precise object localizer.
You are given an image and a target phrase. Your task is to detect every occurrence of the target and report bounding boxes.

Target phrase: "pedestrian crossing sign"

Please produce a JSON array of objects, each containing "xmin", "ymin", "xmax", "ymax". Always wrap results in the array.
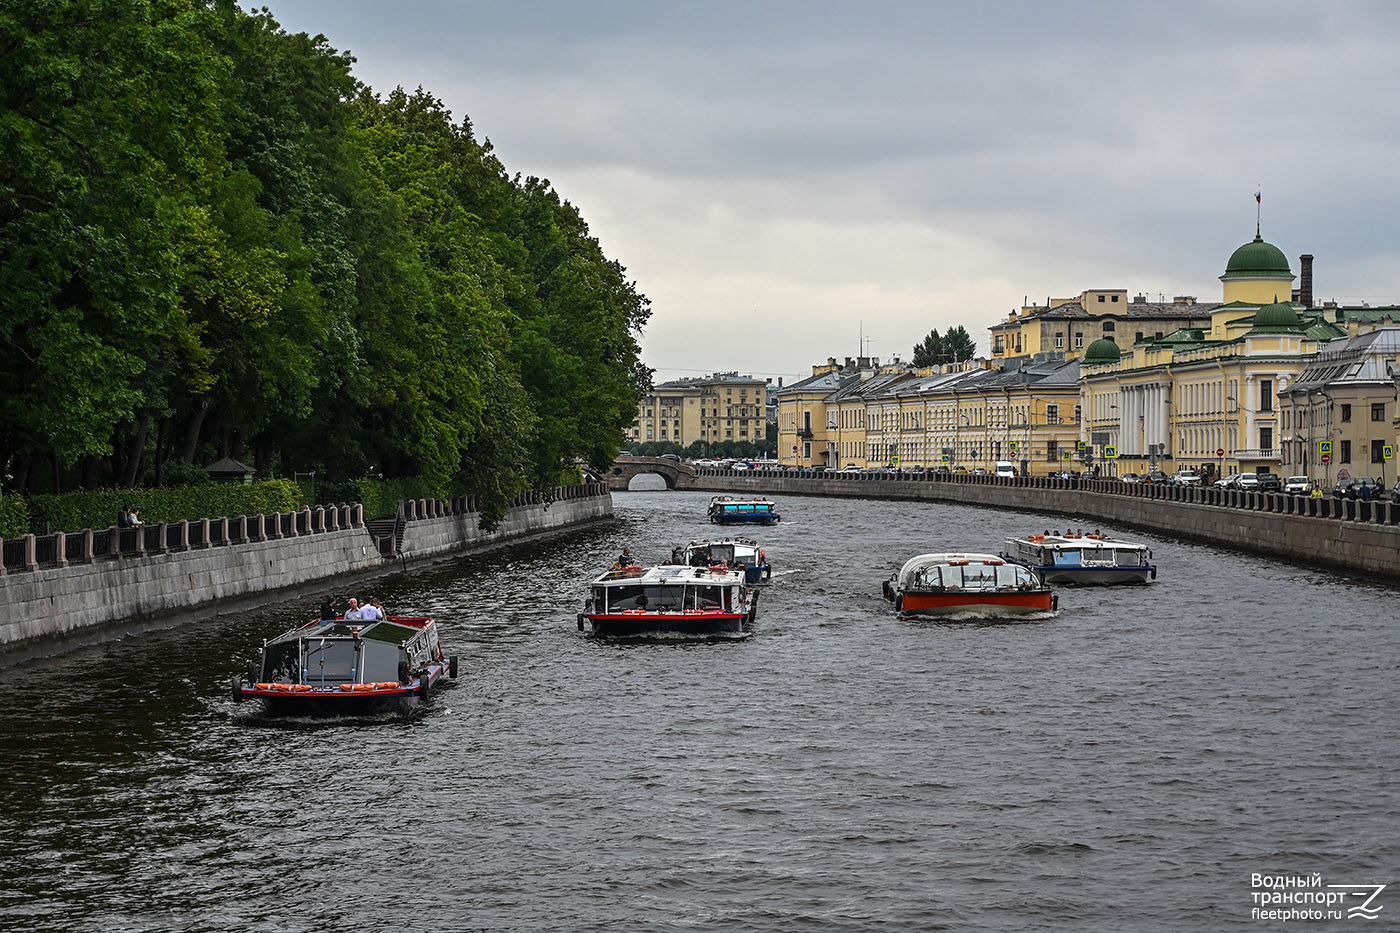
[{"xmin": 1103, "ymin": 445, "xmax": 1119, "ymax": 459}]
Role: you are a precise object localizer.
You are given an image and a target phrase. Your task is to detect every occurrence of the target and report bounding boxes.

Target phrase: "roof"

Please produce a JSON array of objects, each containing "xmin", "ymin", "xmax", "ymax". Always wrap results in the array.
[
  {"xmin": 1083, "ymin": 337, "xmax": 1122, "ymax": 364},
  {"xmin": 1223, "ymin": 233, "xmax": 1293, "ymax": 279},
  {"xmin": 204, "ymin": 456, "xmax": 255, "ymax": 474}
]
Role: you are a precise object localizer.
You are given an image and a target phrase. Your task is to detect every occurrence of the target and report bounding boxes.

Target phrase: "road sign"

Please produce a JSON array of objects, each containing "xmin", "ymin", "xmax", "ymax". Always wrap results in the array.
[
  {"xmin": 1103, "ymin": 445, "xmax": 1119, "ymax": 459},
  {"xmin": 940, "ymin": 454, "xmax": 951, "ymax": 464},
  {"xmin": 1320, "ymin": 441, "xmax": 1332, "ymax": 454},
  {"xmin": 1076, "ymin": 440, "xmax": 1087, "ymax": 450},
  {"xmin": 1216, "ymin": 448, "xmax": 1225, "ymax": 457},
  {"xmin": 1321, "ymin": 453, "xmax": 1332, "ymax": 464},
  {"xmin": 1386, "ymin": 445, "xmax": 1395, "ymax": 461}
]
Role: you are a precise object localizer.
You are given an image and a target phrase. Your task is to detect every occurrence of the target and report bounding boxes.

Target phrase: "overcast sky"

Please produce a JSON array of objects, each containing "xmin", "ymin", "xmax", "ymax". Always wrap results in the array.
[{"xmin": 264, "ymin": 1, "xmax": 1400, "ymax": 384}]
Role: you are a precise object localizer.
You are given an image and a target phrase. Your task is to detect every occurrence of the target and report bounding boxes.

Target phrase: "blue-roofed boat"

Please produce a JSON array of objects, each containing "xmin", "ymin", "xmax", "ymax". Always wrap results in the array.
[
  {"xmin": 1002, "ymin": 531, "xmax": 1156, "ymax": 585},
  {"xmin": 707, "ymin": 495, "xmax": 780, "ymax": 526}
]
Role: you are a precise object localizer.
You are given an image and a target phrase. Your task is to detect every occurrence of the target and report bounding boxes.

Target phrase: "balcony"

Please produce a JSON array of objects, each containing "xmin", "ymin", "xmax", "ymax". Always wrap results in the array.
[
  {"xmin": 1233, "ymin": 447, "xmax": 1279, "ymax": 461},
  {"xmin": 796, "ymin": 428, "xmax": 814, "ymax": 439}
]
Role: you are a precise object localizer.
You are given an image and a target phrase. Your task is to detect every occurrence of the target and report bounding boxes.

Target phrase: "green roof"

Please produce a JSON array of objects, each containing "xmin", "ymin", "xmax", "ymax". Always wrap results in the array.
[
  {"xmin": 1083, "ymin": 337, "xmax": 1121, "ymax": 364},
  {"xmin": 1253, "ymin": 299, "xmax": 1301, "ymax": 328},
  {"xmin": 1223, "ymin": 233, "xmax": 1292, "ymax": 279}
]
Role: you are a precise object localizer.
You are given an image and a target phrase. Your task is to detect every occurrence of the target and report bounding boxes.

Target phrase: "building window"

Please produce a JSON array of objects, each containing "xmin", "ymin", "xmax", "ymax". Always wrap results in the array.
[
  {"xmin": 994, "ymin": 335, "xmax": 1004, "ymax": 353},
  {"xmin": 1373, "ymin": 439, "xmax": 1386, "ymax": 463},
  {"xmin": 1259, "ymin": 380, "xmax": 1273, "ymax": 412},
  {"xmin": 1046, "ymin": 405, "xmax": 1059, "ymax": 425},
  {"xmin": 1135, "ymin": 332, "xmax": 1143, "ymax": 344},
  {"xmin": 1073, "ymin": 404, "xmax": 1081, "ymax": 423},
  {"xmin": 1054, "ymin": 333, "xmax": 1064, "ymax": 349},
  {"xmin": 1112, "ymin": 294, "xmax": 1120, "ymax": 302},
  {"xmin": 1341, "ymin": 439, "xmax": 1352, "ymax": 463},
  {"xmin": 1102, "ymin": 321, "xmax": 1115, "ymax": 332},
  {"xmin": 1097, "ymin": 295, "xmax": 1105, "ymax": 303},
  {"xmin": 1047, "ymin": 440, "xmax": 1058, "ymax": 461},
  {"xmin": 1075, "ymin": 332, "xmax": 1084, "ymax": 349},
  {"xmin": 1341, "ymin": 404, "xmax": 1352, "ymax": 422},
  {"xmin": 1259, "ymin": 427, "xmax": 1273, "ymax": 452},
  {"xmin": 1372, "ymin": 403, "xmax": 1386, "ymax": 421}
]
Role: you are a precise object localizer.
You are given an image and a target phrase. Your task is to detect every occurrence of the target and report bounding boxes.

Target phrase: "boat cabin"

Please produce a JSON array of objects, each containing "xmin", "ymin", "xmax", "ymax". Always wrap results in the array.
[{"xmin": 256, "ymin": 617, "xmax": 440, "ymax": 687}]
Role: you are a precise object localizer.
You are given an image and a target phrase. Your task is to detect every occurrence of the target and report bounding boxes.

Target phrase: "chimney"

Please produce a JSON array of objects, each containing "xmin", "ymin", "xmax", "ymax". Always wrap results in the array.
[{"xmin": 1299, "ymin": 254, "xmax": 1314, "ymax": 308}]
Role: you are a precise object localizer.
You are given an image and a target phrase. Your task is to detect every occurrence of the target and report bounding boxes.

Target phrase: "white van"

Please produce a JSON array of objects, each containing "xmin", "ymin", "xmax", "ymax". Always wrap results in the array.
[{"xmin": 994, "ymin": 461, "xmax": 1019, "ymax": 478}]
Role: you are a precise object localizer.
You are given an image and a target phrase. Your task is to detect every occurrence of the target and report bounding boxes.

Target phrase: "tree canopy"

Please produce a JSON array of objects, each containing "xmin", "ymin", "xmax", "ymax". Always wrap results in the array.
[
  {"xmin": 912, "ymin": 325, "xmax": 977, "ymax": 368},
  {"xmin": 0, "ymin": 1, "xmax": 649, "ymax": 527}
]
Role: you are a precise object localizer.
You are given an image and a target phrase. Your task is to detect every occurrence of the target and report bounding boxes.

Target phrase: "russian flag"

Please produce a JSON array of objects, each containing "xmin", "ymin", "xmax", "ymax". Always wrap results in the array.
[{"xmin": 1255, "ymin": 191, "xmax": 1261, "ymax": 203}]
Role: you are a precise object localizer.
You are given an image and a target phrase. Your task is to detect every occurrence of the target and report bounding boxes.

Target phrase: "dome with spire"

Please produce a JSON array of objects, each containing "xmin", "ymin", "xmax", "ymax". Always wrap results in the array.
[
  {"xmin": 1083, "ymin": 337, "xmax": 1121, "ymax": 364},
  {"xmin": 1248, "ymin": 298, "xmax": 1304, "ymax": 334},
  {"xmin": 1223, "ymin": 232, "xmax": 1291, "ymax": 279}
]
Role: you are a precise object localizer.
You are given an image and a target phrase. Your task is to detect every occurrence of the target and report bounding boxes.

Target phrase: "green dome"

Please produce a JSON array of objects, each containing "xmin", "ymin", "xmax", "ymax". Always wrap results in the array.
[
  {"xmin": 1223, "ymin": 233, "xmax": 1292, "ymax": 279},
  {"xmin": 1254, "ymin": 299, "xmax": 1300, "ymax": 327},
  {"xmin": 1083, "ymin": 337, "xmax": 1121, "ymax": 364}
]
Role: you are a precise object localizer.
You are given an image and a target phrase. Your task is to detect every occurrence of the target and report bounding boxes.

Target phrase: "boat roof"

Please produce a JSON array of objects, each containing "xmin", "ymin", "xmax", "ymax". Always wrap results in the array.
[
  {"xmin": 897, "ymin": 552, "xmax": 1005, "ymax": 574},
  {"xmin": 681, "ymin": 537, "xmax": 762, "ymax": 552},
  {"xmin": 591, "ymin": 564, "xmax": 747, "ymax": 586},
  {"xmin": 266, "ymin": 616, "xmax": 433, "ymax": 645},
  {"xmin": 1009, "ymin": 533, "xmax": 1147, "ymax": 549},
  {"xmin": 709, "ymin": 495, "xmax": 774, "ymax": 504}
]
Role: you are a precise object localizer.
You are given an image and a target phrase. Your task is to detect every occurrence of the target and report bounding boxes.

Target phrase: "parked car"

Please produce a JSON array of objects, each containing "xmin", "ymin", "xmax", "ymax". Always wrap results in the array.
[
  {"xmin": 1169, "ymin": 470, "xmax": 1202, "ymax": 487},
  {"xmin": 970, "ymin": 467, "xmax": 989, "ymax": 475},
  {"xmin": 952, "ymin": 466, "xmax": 969, "ymax": 475},
  {"xmin": 1214, "ymin": 472, "xmax": 1239, "ymax": 488},
  {"xmin": 1143, "ymin": 470, "xmax": 1169, "ymax": 484},
  {"xmin": 1255, "ymin": 473, "xmax": 1282, "ymax": 493},
  {"xmin": 1119, "ymin": 472, "xmax": 1142, "ymax": 484},
  {"xmin": 1235, "ymin": 473, "xmax": 1260, "ymax": 491},
  {"xmin": 1333, "ymin": 476, "xmax": 1379, "ymax": 499},
  {"xmin": 660, "ymin": 453, "xmax": 682, "ymax": 462},
  {"xmin": 839, "ymin": 463, "xmax": 863, "ymax": 473},
  {"xmin": 1282, "ymin": 475, "xmax": 1312, "ymax": 495},
  {"xmin": 933, "ymin": 466, "xmax": 952, "ymax": 476}
]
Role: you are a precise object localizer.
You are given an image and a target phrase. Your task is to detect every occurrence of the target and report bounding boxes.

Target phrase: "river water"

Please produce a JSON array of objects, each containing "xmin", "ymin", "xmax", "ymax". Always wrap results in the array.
[{"xmin": 0, "ymin": 485, "xmax": 1395, "ymax": 931}]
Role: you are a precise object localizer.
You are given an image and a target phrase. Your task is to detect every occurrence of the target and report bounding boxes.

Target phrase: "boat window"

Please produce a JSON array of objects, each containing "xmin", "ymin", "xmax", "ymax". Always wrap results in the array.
[
  {"xmin": 995, "ymin": 564, "xmax": 1021, "ymax": 588},
  {"xmin": 962, "ymin": 564, "xmax": 996, "ymax": 588},
  {"xmin": 303, "ymin": 638, "xmax": 358, "ymax": 684},
  {"xmin": 360, "ymin": 640, "xmax": 402, "ymax": 682},
  {"xmin": 709, "ymin": 545, "xmax": 735, "ymax": 562},
  {"xmin": 261, "ymin": 641, "xmax": 301, "ymax": 683},
  {"xmin": 362, "ymin": 621, "xmax": 415, "ymax": 644}
]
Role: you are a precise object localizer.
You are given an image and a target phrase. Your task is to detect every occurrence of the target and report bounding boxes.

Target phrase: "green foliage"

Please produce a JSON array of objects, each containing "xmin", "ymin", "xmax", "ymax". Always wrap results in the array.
[
  {"xmin": 912, "ymin": 325, "xmax": 977, "ymax": 367},
  {"xmin": 0, "ymin": 495, "xmax": 28, "ymax": 539},
  {"xmin": 0, "ymin": 5, "xmax": 647, "ymax": 514},
  {"xmin": 353, "ymin": 476, "xmax": 436, "ymax": 521},
  {"xmin": 24, "ymin": 480, "xmax": 304, "ymax": 535}
]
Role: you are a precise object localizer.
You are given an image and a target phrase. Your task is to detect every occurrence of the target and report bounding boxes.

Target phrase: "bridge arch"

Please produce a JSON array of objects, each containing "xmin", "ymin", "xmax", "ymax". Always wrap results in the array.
[{"xmin": 605, "ymin": 457, "xmax": 697, "ymax": 491}]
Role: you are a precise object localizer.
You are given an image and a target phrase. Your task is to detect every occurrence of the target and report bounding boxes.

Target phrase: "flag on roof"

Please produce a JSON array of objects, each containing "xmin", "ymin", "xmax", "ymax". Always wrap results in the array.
[{"xmin": 1255, "ymin": 190, "xmax": 1261, "ymax": 203}]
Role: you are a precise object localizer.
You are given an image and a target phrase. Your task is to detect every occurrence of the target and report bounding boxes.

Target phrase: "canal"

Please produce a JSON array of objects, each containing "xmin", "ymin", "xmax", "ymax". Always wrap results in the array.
[{"xmin": 0, "ymin": 484, "xmax": 1395, "ymax": 931}]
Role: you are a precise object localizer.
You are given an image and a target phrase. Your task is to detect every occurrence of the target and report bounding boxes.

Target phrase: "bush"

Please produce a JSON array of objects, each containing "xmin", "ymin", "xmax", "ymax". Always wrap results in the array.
[
  {"xmin": 25, "ymin": 480, "xmax": 306, "ymax": 535},
  {"xmin": 0, "ymin": 496, "xmax": 28, "ymax": 539}
]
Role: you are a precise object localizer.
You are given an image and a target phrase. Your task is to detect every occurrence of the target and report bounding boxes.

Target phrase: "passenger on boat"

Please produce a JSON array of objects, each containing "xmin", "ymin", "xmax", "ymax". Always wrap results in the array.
[
  {"xmin": 361, "ymin": 598, "xmax": 385, "ymax": 621},
  {"xmin": 319, "ymin": 597, "xmax": 336, "ymax": 621},
  {"xmin": 634, "ymin": 593, "xmax": 649, "ymax": 609},
  {"xmin": 344, "ymin": 598, "xmax": 364, "ymax": 620},
  {"xmin": 614, "ymin": 547, "xmax": 633, "ymax": 569}
]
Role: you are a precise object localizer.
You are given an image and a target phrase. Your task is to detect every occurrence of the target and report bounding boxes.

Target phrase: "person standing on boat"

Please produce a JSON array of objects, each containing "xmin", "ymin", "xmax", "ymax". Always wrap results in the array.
[
  {"xmin": 615, "ymin": 547, "xmax": 633, "ymax": 569},
  {"xmin": 344, "ymin": 598, "xmax": 364, "ymax": 621},
  {"xmin": 319, "ymin": 597, "xmax": 336, "ymax": 621},
  {"xmin": 362, "ymin": 598, "xmax": 385, "ymax": 621}
]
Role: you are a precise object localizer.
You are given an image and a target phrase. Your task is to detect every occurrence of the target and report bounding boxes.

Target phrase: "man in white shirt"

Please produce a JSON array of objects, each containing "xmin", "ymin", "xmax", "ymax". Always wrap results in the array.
[{"xmin": 343, "ymin": 598, "xmax": 364, "ymax": 621}]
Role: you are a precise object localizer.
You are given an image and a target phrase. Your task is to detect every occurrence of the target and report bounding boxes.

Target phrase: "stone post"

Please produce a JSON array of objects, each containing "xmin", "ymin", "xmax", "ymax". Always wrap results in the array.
[
  {"xmin": 82, "ymin": 528, "xmax": 95, "ymax": 563},
  {"xmin": 22, "ymin": 534, "xmax": 37, "ymax": 572},
  {"xmin": 53, "ymin": 531, "xmax": 69, "ymax": 568}
]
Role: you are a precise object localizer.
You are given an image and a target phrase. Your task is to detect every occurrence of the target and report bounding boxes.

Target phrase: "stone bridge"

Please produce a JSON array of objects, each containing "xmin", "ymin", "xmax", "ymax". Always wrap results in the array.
[{"xmin": 605, "ymin": 456, "xmax": 698, "ymax": 490}]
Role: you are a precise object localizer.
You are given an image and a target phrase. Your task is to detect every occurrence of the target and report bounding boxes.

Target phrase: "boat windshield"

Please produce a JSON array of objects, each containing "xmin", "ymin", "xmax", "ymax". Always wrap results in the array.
[
  {"xmin": 304, "ymin": 638, "xmax": 357, "ymax": 684},
  {"xmin": 597, "ymin": 583, "xmax": 729, "ymax": 612},
  {"xmin": 914, "ymin": 562, "xmax": 1035, "ymax": 590}
]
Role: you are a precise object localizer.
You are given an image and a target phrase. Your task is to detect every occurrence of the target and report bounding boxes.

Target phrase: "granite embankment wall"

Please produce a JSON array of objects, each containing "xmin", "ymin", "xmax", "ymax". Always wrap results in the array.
[
  {"xmin": 0, "ymin": 484, "xmax": 612, "ymax": 661},
  {"xmin": 684, "ymin": 471, "xmax": 1400, "ymax": 580}
]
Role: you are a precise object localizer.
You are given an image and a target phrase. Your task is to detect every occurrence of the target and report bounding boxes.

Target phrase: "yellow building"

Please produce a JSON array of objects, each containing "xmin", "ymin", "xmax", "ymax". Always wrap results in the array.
[
  {"xmin": 990, "ymin": 290, "xmax": 1216, "ymax": 363},
  {"xmin": 629, "ymin": 373, "xmax": 767, "ymax": 451}
]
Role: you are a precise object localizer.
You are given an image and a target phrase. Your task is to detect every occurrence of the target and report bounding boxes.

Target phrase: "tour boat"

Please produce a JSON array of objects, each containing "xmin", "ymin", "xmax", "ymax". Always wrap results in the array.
[
  {"xmin": 232, "ymin": 616, "xmax": 457, "ymax": 716},
  {"xmin": 671, "ymin": 537, "xmax": 771, "ymax": 584},
  {"xmin": 881, "ymin": 552, "xmax": 1057, "ymax": 616},
  {"xmin": 578, "ymin": 564, "xmax": 760, "ymax": 637},
  {"xmin": 1002, "ymin": 531, "xmax": 1156, "ymax": 585},
  {"xmin": 707, "ymin": 495, "xmax": 780, "ymax": 526}
]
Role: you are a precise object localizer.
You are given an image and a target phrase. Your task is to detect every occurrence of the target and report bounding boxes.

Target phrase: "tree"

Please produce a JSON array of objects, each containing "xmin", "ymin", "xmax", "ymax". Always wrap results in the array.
[{"xmin": 912, "ymin": 325, "xmax": 977, "ymax": 368}]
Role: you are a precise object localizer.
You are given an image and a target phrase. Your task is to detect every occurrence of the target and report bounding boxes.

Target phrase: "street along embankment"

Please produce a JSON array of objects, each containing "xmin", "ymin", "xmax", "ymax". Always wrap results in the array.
[
  {"xmin": 0, "ymin": 484, "xmax": 613, "ymax": 664},
  {"xmin": 683, "ymin": 471, "xmax": 1400, "ymax": 581}
]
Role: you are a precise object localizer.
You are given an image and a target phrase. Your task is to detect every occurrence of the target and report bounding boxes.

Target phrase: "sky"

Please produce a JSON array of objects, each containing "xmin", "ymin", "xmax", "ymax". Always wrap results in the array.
[{"xmin": 264, "ymin": 1, "xmax": 1400, "ymax": 385}]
